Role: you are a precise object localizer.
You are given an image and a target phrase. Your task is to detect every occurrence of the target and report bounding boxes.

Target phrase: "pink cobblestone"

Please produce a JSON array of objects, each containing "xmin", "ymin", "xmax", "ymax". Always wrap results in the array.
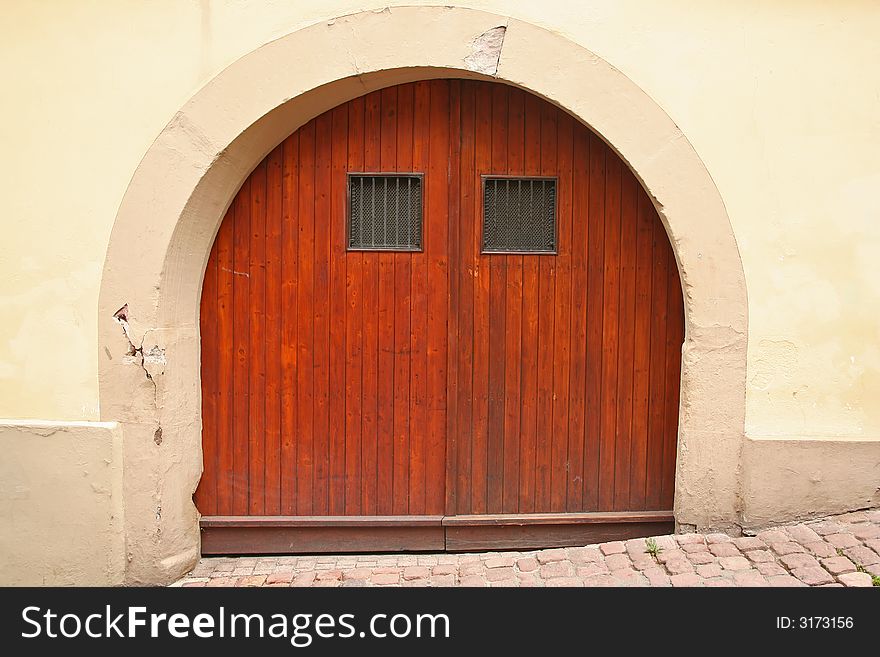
[{"xmin": 175, "ymin": 508, "xmax": 878, "ymax": 589}]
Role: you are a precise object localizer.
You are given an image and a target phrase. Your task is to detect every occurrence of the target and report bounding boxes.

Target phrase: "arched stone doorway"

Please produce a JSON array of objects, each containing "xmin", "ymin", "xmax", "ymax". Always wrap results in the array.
[{"xmin": 99, "ymin": 7, "xmax": 746, "ymax": 583}]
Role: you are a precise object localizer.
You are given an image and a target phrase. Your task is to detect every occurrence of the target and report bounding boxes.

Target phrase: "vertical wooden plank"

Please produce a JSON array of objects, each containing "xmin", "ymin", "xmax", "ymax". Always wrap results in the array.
[
  {"xmin": 518, "ymin": 91, "xmax": 542, "ymax": 513},
  {"xmin": 197, "ymin": 233, "xmax": 219, "ymax": 515},
  {"xmin": 550, "ymin": 112, "xmax": 573, "ymax": 512},
  {"xmin": 486, "ymin": 82, "xmax": 508, "ymax": 514},
  {"xmin": 232, "ymin": 178, "xmax": 251, "ymax": 515},
  {"xmin": 344, "ymin": 99, "xmax": 364, "ymax": 515},
  {"xmin": 295, "ymin": 121, "xmax": 316, "ymax": 516},
  {"xmin": 455, "ymin": 81, "xmax": 476, "ymax": 515},
  {"xmin": 360, "ymin": 91, "xmax": 381, "ymax": 515},
  {"xmin": 280, "ymin": 134, "xmax": 299, "ymax": 515},
  {"xmin": 409, "ymin": 81, "xmax": 431, "ymax": 514},
  {"xmin": 264, "ymin": 145, "xmax": 283, "ymax": 516},
  {"xmin": 661, "ymin": 250, "xmax": 684, "ymax": 509},
  {"xmin": 311, "ymin": 113, "xmax": 332, "ymax": 516},
  {"xmin": 471, "ymin": 81, "xmax": 492, "ymax": 515},
  {"xmin": 646, "ymin": 209, "xmax": 669, "ymax": 510},
  {"xmin": 598, "ymin": 148, "xmax": 621, "ymax": 511},
  {"xmin": 215, "ymin": 209, "xmax": 235, "ymax": 515},
  {"xmin": 566, "ymin": 127, "xmax": 589, "ymax": 512},
  {"xmin": 328, "ymin": 105, "xmax": 348, "ymax": 515},
  {"xmin": 445, "ymin": 80, "xmax": 461, "ymax": 516},
  {"xmin": 425, "ymin": 79, "xmax": 449, "ymax": 515},
  {"xmin": 583, "ymin": 134, "xmax": 605, "ymax": 511},
  {"xmin": 502, "ymin": 88, "xmax": 524, "ymax": 513},
  {"xmin": 613, "ymin": 169, "xmax": 638, "ymax": 510},
  {"xmin": 376, "ymin": 86, "xmax": 397, "ymax": 515},
  {"xmin": 392, "ymin": 84, "xmax": 412, "ymax": 515},
  {"xmin": 629, "ymin": 186, "xmax": 654, "ymax": 510},
  {"xmin": 535, "ymin": 100, "xmax": 557, "ymax": 512},
  {"xmin": 248, "ymin": 160, "xmax": 267, "ymax": 516}
]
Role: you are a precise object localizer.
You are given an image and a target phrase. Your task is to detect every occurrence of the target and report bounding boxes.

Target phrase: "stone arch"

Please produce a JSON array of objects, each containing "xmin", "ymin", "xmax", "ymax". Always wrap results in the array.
[{"xmin": 99, "ymin": 6, "xmax": 747, "ymax": 584}]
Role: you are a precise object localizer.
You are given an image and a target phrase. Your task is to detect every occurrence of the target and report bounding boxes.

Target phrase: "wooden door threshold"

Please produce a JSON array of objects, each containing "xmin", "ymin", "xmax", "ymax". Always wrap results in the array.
[
  {"xmin": 199, "ymin": 511, "xmax": 674, "ymax": 555},
  {"xmin": 442, "ymin": 511, "xmax": 674, "ymax": 551}
]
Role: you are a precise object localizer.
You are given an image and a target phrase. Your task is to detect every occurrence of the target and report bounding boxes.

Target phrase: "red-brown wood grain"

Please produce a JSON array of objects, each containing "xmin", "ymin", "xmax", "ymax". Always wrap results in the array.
[{"xmin": 195, "ymin": 79, "xmax": 684, "ymax": 530}]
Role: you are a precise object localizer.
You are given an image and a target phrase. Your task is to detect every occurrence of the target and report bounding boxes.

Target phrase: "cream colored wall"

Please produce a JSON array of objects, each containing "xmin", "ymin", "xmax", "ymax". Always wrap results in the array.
[
  {"xmin": 0, "ymin": 421, "xmax": 125, "ymax": 585},
  {"xmin": 2, "ymin": 1, "xmax": 879, "ymax": 441}
]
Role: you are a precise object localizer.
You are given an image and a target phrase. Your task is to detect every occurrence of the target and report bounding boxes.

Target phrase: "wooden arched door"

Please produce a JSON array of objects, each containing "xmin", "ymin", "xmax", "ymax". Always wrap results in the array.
[{"xmin": 195, "ymin": 79, "xmax": 684, "ymax": 554}]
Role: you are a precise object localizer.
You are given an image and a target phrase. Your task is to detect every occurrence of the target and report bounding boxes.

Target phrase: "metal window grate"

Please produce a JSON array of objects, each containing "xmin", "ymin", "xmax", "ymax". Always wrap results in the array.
[
  {"xmin": 348, "ymin": 173, "xmax": 423, "ymax": 251},
  {"xmin": 482, "ymin": 177, "xmax": 557, "ymax": 253}
]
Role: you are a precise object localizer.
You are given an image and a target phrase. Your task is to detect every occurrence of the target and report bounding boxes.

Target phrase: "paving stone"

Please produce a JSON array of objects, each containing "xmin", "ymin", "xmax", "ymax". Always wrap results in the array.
[
  {"xmin": 769, "ymin": 542, "xmax": 806, "ymax": 556},
  {"xmin": 733, "ymin": 537, "xmax": 765, "ymax": 551},
  {"xmin": 837, "ymin": 511, "xmax": 868, "ymax": 523},
  {"xmin": 807, "ymin": 520, "xmax": 845, "ymax": 536},
  {"xmin": 848, "ymin": 523, "xmax": 880, "ymax": 540},
  {"xmin": 820, "ymin": 583, "xmax": 844, "ymax": 587},
  {"xmin": 536, "ymin": 548, "xmax": 569, "ymax": 563},
  {"xmin": 484, "ymin": 555, "xmax": 516, "ymax": 569},
  {"xmin": 825, "ymin": 533, "xmax": 859, "ymax": 549},
  {"xmin": 843, "ymin": 545, "xmax": 880, "ymax": 566},
  {"xmin": 605, "ymin": 554, "xmax": 632, "ymax": 571},
  {"xmin": 657, "ymin": 549, "xmax": 687, "ymax": 564},
  {"xmin": 755, "ymin": 562, "xmax": 787, "ymax": 577},
  {"xmin": 403, "ymin": 566, "xmax": 431, "ymax": 580},
  {"xmin": 516, "ymin": 557, "xmax": 539, "ymax": 572},
  {"xmin": 746, "ymin": 549, "xmax": 775, "ymax": 563},
  {"xmin": 545, "ymin": 577, "xmax": 583, "ymax": 587},
  {"xmin": 291, "ymin": 572, "xmax": 317, "ymax": 587},
  {"xmin": 768, "ymin": 574, "xmax": 806, "ymax": 587},
  {"xmin": 599, "ymin": 541, "xmax": 626, "ymax": 556},
  {"xmin": 315, "ymin": 570, "xmax": 342, "ymax": 581},
  {"xmin": 756, "ymin": 529, "xmax": 788, "ymax": 544},
  {"xmin": 670, "ymin": 573, "xmax": 703, "ymax": 587},
  {"xmin": 459, "ymin": 575, "xmax": 487, "ymax": 587},
  {"xmin": 820, "ymin": 556, "xmax": 856, "ymax": 575},
  {"xmin": 778, "ymin": 553, "xmax": 820, "ymax": 570},
  {"xmin": 653, "ymin": 536, "xmax": 677, "ymax": 551},
  {"xmin": 567, "ymin": 547, "xmax": 601, "ymax": 563},
  {"xmin": 686, "ymin": 551, "xmax": 716, "ymax": 565},
  {"xmin": 237, "ymin": 575, "xmax": 267, "ymax": 587},
  {"xmin": 342, "ymin": 568, "xmax": 373, "ymax": 581},
  {"xmin": 432, "ymin": 574, "xmax": 456, "ymax": 587},
  {"xmin": 486, "ymin": 567, "xmax": 516, "ymax": 582},
  {"xmin": 695, "ymin": 564, "xmax": 723, "ymax": 578},
  {"xmin": 630, "ymin": 555, "xmax": 657, "ymax": 570},
  {"xmin": 642, "ymin": 567, "xmax": 670, "ymax": 587},
  {"xmin": 459, "ymin": 562, "xmax": 484, "ymax": 577},
  {"xmin": 206, "ymin": 577, "xmax": 237, "ymax": 587},
  {"xmin": 705, "ymin": 533, "xmax": 733, "ymax": 544},
  {"xmin": 784, "ymin": 524, "xmax": 821, "ymax": 544},
  {"xmin": 582, "ymin": 574, "xmax": 619, "ymax": 587},
  {"xmin": 719, "ymin": 556, "xmax": 751, "ymax": 571},
  {"xmin": 791, "ymin": 566, "xmax": 834, "ymax": 586},
  {"xmin": 865, "ymin": 538, "xmax": 880, "ymax": 554},
  {"xmin": 576, "ymin": 563, "xmax": 609, "ymax": 578},
  {"xmin": 704, "ymin": 578, "xmax": 735, "ymax": 587},
  {"xmin": 733, "ymin": 571, "xmax": 768, "ymax": 587},
  {"xmin": 266, "ymin": 572, "xmax": 294, "ymax": 584},
  {"xmin": 402, "ymin": 578, "xmax": 430, "ymax": 587},
  {"xmin": 803, "ymin": 541, "xmax": 837, "ymax": 558},
  {"xmin": 370, "ymin": 573, "xmax": 400, "ymax": 586},
  {"xmin": 665, "ymin": 559, "xmax": 695, "ymax": 575},
  {"xmin": 540, "ymin": 561, "xmax": 574, "ymax": 578},
  {"xmin": 613, "ymin": 569, "xmax": 649, "ymax": 587},
  {"xmin": 432, "ymin": 564, "xmax": 457, "ymax": 576},
  {"xmin": 708, "ymin": 543, "xmax": 741, "ymax": 558},
  {"xmin": 675, "ymin": 534, "xmax": 705, "ymax": 546},
  {"xmin": 681, "ymin": 543, "xmax": 710, "ymax": 554},
  {"xmin": 517, "ymin": 573, "xmax": 543, "ymax": 586},
  {"xmin": 837, "ymin": 572, "xmax": 873, "ymax": 587}
]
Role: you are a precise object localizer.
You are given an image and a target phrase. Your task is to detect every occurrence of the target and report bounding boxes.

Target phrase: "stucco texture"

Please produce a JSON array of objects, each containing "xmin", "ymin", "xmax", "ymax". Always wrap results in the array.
[
  {"xmin": 1, "ymin": 1, "xmax": 879, "ymax": 585},
  {"xmin": 0, "ymin": 422, "xmax": 124, "ymax": 586}
]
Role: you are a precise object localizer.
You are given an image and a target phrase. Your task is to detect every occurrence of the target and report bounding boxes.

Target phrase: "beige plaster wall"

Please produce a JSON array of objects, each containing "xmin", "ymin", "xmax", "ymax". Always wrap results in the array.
[
  {"xmin": 0, "ymin": 421, "xmax": 125, "ymax": 586},
  {"xmin": 741, "ymin": 436, "xmax": 880, "ymax": 529},
  {"xmin": 2, "ymin": 1, "xmax": 879, "ymax": 442}
]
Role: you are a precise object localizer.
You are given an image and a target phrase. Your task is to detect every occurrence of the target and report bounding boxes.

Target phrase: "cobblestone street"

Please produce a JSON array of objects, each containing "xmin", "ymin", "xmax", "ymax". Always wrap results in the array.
[{"xmin": 174, "ymin": 509, "xmax": 880, "ymax": 588}]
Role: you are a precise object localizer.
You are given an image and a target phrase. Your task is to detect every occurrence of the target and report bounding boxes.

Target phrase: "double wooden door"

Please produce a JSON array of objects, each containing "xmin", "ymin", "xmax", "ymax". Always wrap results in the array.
[{"xmin": 195, "ymin": 79, "xmax": 684, "ymax": 554}]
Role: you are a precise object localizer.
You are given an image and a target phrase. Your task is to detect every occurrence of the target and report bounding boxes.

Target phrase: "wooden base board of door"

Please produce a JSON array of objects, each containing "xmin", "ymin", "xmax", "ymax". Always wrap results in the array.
[{"xmin": 199, "ymin": 511, "xmax": 674, "ymax": 555}]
